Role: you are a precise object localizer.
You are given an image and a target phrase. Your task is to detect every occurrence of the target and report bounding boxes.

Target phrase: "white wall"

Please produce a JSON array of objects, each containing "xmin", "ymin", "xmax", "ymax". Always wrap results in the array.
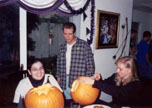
[
  {"xmin": 132, "ymin": 9, "xmax": 152, "ymax": 43},
  {"xmin": 73, "ymin": 0, "xmax": 133, "ymax": 102}
]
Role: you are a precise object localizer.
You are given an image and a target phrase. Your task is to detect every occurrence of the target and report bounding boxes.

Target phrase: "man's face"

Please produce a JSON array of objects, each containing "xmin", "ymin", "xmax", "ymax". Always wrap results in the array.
[
  {"xmin": 131, "ymin": 33, "xmax": 137, "ymax": 38},
  {"xmin": 146, "ymin": 36, "xmax": 151, "ymax": 42},
  {"xmin": 63, "ymin": 28, "xmax": 76, "ymax": 45}
]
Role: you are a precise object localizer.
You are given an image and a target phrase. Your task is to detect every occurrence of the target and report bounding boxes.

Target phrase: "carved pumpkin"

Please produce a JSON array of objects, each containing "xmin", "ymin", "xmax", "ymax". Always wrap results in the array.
[
  {"xmin": 25, "ymin": 84, "xmax": 64, "ymax": 108},
  {"xmin": 71, "ymin": 76, "xmax": 100, "ymax": 105}
]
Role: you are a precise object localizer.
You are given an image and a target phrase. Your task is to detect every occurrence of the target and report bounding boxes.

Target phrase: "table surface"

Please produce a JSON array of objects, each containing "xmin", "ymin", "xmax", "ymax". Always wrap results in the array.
[
  {"xmin": 64, "ymin": 99, "xmax": 115, "ymax": 108},
  {"xmin": 83, "ymin": 104, "xmax": 111, "ymax": 108}
]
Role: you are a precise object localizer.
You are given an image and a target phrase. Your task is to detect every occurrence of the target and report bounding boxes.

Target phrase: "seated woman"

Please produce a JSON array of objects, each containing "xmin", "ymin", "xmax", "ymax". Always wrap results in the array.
[
  {"xmin": 13, "ymin": 58, "xmax": 62, "ymax": 107},
  {"xmin": 93, "ymin": 56, "xmax": 142, "ymax": 107}
]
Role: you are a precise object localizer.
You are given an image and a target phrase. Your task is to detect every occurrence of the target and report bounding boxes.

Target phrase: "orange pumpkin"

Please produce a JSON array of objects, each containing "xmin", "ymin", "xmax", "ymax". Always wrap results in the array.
[
  {"xmin": 25, "ymin": 84, "xmax": 64, "ymax": 108},
  {"xmin": 71, "ymin": 76, "xmax": 100, "ymax": 105}
]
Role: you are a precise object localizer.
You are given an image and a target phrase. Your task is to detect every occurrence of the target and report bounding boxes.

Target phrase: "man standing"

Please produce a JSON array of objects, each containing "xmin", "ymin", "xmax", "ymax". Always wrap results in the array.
[
  {"xmin": 56, "ymin": 22, "xmax": 95, "ymax": 99},
  {"xmin": 137, "ymin": 31, "xmax": 151, "ymax": 78},
  {"xmin": 129, "ymin": 29, "xmax": 137, "ymax": 60}
]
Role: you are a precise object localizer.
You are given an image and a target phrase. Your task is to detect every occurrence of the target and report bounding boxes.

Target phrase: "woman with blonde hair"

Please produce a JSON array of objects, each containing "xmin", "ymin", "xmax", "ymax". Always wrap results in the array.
[
  {"xmin": 93, "ymin": 56, "xmax": 142, "ymax": 106},
  {"xmin": 114, "ymin": 56, "xmax": 139, "ymax": 86}
]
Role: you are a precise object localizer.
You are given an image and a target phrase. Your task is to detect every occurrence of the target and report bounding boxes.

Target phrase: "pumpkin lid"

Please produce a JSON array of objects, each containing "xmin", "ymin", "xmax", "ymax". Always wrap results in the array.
[
  {"xmin": 71, "ymin": 77, "xmax": 94, "ymax": 92},
  {"xmin": 30, "ymin": 84, "xmax": 55, "ymax": 95}
]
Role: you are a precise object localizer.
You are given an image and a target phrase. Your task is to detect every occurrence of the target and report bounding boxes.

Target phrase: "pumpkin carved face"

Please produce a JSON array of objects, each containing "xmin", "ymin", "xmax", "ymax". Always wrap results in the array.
[
  {"xmin": 71, "ymin": 76, "xmax": 100, "ymax": 105},
  {"xmin": 25, "ymin": 84, "xmax": 64, "ymax": 108}
]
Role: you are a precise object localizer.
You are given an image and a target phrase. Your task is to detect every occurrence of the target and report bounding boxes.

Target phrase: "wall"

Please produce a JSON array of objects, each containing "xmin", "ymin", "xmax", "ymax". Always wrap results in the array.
[
  {"xmin": 73, "ymin": 0, "xmax": 133, "ymax": 102},
  {"xmin": 132, "ymin": 9, "xmax": 152, "ymax": 43}
]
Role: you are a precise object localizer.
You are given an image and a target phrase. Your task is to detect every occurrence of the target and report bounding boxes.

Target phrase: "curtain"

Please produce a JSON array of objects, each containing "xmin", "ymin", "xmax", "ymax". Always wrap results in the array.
[
  {"xmin": 17, "ymin": 0, "xmax": 64, "ymax": 14},
  {"xmin": 0, "ymin": 0, "xmax": 17, "ymax": 7},
  {"xmin": 0, "ymin": 0, "xmax": 95, "ymax": 45},
  {"xmin": 0, "ymin": 0, "xmax": 91, "ymax": 16}
]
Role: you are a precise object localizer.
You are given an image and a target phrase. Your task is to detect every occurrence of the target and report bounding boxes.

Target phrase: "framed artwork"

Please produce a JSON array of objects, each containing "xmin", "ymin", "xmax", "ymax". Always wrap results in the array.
[{"xmin": 96, "ymin": 10, "xmax": 120, "ymax": 49}]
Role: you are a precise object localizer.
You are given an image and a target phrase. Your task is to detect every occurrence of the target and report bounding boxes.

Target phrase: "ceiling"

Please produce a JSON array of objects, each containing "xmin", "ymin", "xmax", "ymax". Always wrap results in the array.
[{"xmin": 133, "ymin": 0, "xmax": 152, "ymax": 13}]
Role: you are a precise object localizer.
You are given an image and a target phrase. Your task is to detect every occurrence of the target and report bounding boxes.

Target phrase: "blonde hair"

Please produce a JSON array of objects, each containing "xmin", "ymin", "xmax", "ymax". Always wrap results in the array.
[{"xmin": 115, "ymin": 56, "xmax": 139, "ymax": 86}]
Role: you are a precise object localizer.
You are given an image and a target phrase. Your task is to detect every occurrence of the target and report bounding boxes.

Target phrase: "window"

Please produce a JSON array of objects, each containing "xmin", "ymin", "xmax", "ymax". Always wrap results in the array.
[{"xmin": 27, "ymin": 12, "xmax": 69, "ymax": 75}]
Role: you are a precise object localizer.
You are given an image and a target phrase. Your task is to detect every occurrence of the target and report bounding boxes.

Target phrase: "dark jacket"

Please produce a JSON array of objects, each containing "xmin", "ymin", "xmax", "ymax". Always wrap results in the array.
[{"xmin": 93, "ymin": 74, "xmax": 142, "ymax": 106}]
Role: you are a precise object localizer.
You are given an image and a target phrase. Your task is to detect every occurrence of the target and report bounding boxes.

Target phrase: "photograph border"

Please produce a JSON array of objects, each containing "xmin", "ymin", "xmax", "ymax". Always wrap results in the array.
[{"xmin": 96, "ymin": 10, "xmax": 120, "ymax": 49}]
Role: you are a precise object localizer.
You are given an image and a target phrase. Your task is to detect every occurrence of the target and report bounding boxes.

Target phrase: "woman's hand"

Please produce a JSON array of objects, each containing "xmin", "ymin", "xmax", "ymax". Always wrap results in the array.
[{"xmin": 94, "ymin": 73, "xmax": 101, "ymax": 80}]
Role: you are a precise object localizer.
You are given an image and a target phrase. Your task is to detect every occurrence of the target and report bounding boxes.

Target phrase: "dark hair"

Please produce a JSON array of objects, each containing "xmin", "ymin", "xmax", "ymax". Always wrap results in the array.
[
  {"xmin": 62, "ymin": 22, "xmax": 76, "ymax": 33},
  {"xmin": 143, "ymin": 31, "xmax": 151, "ymax": 38},
  {"xmin": 131, "ymin": 29, "xmax": 137, "ymax": 34},
  {"xmin": 28, "ymin": 58, "xmax": 44, "ymax": 70}
]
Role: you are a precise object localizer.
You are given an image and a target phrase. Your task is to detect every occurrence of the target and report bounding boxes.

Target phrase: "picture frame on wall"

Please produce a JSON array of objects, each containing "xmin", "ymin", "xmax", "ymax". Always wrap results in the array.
[{"xmin": 96, "ymin": 10, "xmax": 120, "ymax": 49}]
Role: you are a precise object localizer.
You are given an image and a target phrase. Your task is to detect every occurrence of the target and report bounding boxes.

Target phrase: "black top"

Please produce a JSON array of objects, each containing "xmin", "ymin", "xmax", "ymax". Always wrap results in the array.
[
  {"xmin": 29, "ymin": 75, "xmax": 45, "ymax": 87},
  {"xmin": 93, "ymin": 74, "xmax": 142, "ymax": 107},
  {"xmin": 149, "ymin": 40, "xmax": 152, "ymax": 63}
]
